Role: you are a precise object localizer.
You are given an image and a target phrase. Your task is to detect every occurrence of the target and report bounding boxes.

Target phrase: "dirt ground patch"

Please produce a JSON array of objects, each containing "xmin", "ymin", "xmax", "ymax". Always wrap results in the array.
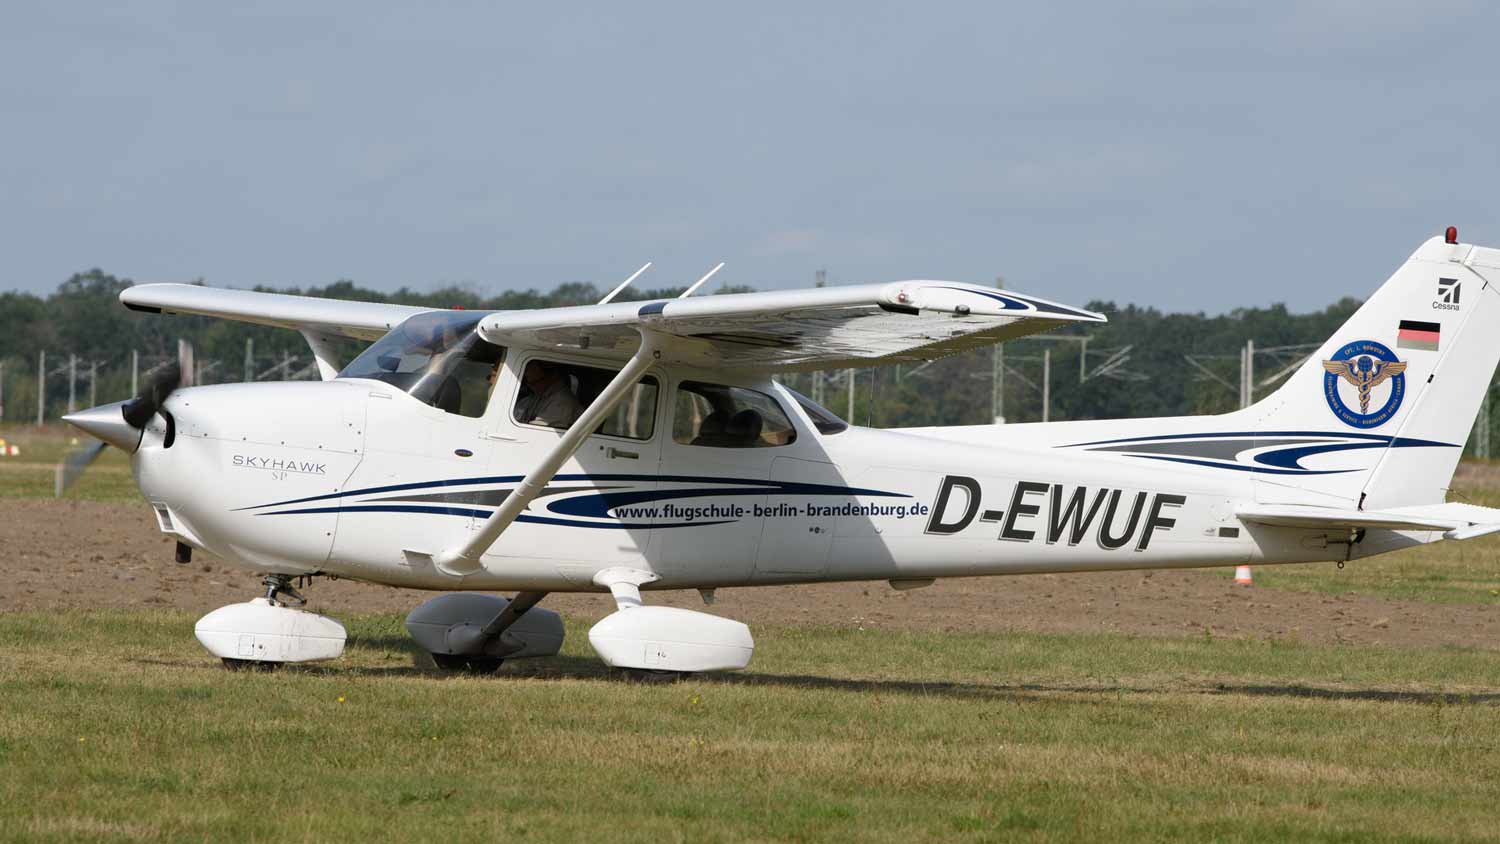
[{"xmin": 2, "ymin": 498, "xmax": 1496, "ymax": 651}]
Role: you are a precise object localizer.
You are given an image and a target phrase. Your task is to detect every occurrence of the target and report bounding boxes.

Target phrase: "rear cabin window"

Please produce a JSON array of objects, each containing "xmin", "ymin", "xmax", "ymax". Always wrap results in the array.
[
  {"xmin": 513, "ymin": 359, "xmax": 658, "ymax": 440},
  {"xmin": 673, "ymin": 382, "xmax": 797, "ymax": 448}
]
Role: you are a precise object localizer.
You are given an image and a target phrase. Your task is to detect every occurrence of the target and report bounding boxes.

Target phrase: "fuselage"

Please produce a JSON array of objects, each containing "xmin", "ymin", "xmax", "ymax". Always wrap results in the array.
[
  {"xmin": 130, "ymin": 348, "xmax": 1388, "ymax": 594},
  {"xmin": 88, "ymin": 234, "xmax": 1500, "ymax": 599}
]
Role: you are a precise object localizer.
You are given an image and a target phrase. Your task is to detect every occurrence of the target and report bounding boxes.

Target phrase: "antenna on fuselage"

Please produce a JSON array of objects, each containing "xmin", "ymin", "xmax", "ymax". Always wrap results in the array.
[
  {"xmin": 678, "ymin": 262, "xmax": 726, "ymax": 299},
  {"xmin": 597, "ymin": 262, "xmax": 653, "ymax": 305}
]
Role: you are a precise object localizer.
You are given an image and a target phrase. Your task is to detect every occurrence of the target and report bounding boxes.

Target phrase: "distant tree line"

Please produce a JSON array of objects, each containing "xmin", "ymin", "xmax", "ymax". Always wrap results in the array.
[
  {"xmin": 5, "ymin": 269, "xmax": 1482, "ymax": 455},
  {"xmin": 0, "ymin": 270, "xmax": 745, "ymax": 423}
]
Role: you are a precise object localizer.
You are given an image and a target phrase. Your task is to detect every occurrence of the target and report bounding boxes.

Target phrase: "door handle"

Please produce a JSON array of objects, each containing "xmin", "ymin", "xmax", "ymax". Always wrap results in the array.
[{"xmin": 607, "ymin": 447, "xmax": 639, "ymax": 460}]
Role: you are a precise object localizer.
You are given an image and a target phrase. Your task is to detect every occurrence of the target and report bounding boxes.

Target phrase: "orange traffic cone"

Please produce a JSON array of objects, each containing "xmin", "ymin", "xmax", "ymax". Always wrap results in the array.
[{"xmin": 1234, "ymin": 565, "xmax": 1253, "ymax": 585}]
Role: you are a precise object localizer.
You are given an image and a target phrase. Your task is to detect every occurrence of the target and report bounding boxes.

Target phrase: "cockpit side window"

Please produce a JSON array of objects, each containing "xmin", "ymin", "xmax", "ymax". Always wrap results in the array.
[
  {"xmin": 337, "ymin": 311, "xmax": 505, "ymax": 418},
  {"xmin": 673, "ymin": 381, "xmax": 797, "ymax": 448}
]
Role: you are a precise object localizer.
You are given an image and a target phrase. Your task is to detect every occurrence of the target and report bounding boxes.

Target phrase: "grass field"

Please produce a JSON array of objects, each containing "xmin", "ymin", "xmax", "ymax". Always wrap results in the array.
[
  {"xmin": 5, "ymin": 424, "xmax": 1500, "ymax": 841},
  {"xmin": 1, "ymin": 611, "xmax": 1498, "ymax": 843},
  {"xmin": 1216, "ymin": 552, "xmax": 1500, "ymax": 605}
]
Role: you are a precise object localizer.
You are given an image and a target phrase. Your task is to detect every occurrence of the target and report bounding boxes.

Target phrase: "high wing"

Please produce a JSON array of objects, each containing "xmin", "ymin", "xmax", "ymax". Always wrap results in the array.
[
  {"xmin": 121, "ymin": 283, "xmax": 435, "ymax": 342},
  {"xmin": 476, "ymin": 281, "xmax": 1105, "ymax": 372},
  {"xmin": 120, "ymin": 279, "xmax": 1104, "ymax": 372}
]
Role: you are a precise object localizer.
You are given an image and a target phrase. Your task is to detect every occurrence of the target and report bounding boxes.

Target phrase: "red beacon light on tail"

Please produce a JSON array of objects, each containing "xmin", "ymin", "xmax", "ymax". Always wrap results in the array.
[{"xmin": 1446, "ymin": 226, "xmax": 1459, "ymax": 245}]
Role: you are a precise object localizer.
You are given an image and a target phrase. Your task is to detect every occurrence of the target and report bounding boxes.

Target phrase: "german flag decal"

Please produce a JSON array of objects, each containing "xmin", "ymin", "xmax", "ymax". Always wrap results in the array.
[{"xmin": 1397, "ymin": 320, "xmax": 1440, "ymax": 352}]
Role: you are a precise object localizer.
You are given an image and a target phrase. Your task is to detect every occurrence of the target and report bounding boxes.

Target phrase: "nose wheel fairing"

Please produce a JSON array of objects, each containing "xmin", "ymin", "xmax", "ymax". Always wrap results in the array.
[{"xmin": 195, "ymin": 598, "xmax": 347, "ymax": 666}]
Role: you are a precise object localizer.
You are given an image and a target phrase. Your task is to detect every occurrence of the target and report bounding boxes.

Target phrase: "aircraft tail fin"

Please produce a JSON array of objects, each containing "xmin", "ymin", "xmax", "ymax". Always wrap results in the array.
[{"xmin": 1243, "ymin": 234, "xmax": 1500, "ymax": 509}]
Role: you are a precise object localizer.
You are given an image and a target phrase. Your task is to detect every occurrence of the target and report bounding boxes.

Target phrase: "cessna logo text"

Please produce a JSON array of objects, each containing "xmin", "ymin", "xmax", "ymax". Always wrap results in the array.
[
  {"xmin": 1435, "ymin": 277, "xmax": 1460, "ymax": 311},
  {"xmin": 233, "ymin": 454, "xmax": 328, "ymax": 475},
  {"xmin": 924, "ymin": 475, "xmax": 1185, "ymax": 552}
]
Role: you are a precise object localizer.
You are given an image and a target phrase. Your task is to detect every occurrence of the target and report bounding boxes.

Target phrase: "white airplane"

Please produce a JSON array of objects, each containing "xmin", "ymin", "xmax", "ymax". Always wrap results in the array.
[{"xmin": 62, "ymin": 231, "xmax": 1500, "ymax": 676}]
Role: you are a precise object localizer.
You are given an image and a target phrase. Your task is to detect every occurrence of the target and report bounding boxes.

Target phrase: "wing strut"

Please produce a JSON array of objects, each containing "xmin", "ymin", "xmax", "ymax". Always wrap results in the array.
[
  {"xmin": 446, "ymin": 590, "xmax": 549, "ymax": 655},
  {"xmin": 299, "ymin": 328, "xmax": 344, "ymax": 381},
  {"xmin": 427, "ymin": 330, "xmax": 663, "ymax": 577}
]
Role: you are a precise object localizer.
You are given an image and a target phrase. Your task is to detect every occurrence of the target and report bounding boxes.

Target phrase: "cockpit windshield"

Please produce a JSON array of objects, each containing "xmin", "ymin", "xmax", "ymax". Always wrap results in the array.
[
  {"xmin": 338, "ymin": 311, "xmax": 504, "ymax": 418},
  {"xmin": 783, "ymin": 386, "xmax": 849, "ymax": 435}
]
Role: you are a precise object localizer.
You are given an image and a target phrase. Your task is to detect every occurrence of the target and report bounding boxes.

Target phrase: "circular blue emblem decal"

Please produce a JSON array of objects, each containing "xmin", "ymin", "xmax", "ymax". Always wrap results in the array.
[{"xmin": 1321, "ymin": 340, "xmax": 1407, "ymax": 429}]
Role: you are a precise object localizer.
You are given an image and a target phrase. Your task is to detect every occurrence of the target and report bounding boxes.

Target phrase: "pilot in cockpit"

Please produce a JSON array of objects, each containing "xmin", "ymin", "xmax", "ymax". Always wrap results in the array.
[{"xmin": 514, "ymin": 361, "xmax": 584, "ymax": 428}]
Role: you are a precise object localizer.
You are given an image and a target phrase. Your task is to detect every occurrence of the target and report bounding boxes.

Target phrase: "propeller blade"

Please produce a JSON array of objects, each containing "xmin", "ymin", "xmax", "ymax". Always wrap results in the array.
[
  {"xmin": 178, "ymin": 339, "xmax": 195, "ymax": 388},
  {"xmin": 55, "ymin": 440, "xmax": 109, "ymax": 496},
  {"xmin": 122, "ymin": 362, "xmax": 180, "ymax": 428}
]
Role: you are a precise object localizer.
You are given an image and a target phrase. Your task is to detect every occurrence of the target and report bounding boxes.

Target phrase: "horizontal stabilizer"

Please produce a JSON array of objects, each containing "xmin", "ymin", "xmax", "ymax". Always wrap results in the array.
[{"xmin": 1237, "ymin": 502, "xmax": 1500, "ymax": 540}]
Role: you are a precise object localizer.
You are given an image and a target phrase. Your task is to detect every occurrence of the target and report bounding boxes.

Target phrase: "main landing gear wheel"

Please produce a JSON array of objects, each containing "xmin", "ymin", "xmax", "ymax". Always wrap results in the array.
[
  {"xmin": 408, "ymin": 593, "xmax": 562, "ymax": 675},
  {"xmin": 620, "ymin": 668, "xmax": 685, "ymax": 684},
  {"xmin": 431, "ymin": 654, "xmax": 505, "ymax": 674},
  {"xmin": 587, "ymin": 572, "xmax": 755, "ymax": 675}
]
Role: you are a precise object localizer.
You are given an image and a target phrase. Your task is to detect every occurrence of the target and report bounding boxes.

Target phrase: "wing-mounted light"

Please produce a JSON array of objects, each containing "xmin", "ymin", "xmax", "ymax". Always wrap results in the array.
[{"xmin": 878, "ymin": 282, "xmax": 1105, "ymax": 321}]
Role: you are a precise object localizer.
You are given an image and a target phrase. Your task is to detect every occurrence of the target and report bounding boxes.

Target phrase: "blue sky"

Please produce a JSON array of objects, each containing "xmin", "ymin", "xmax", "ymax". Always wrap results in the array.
[{"xmin": 3, "ymin": 2, "xmax": 1496, "ymax": 311}]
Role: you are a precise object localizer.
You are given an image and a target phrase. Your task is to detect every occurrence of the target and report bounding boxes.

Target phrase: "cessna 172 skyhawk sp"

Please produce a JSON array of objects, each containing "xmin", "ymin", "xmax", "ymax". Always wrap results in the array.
[{"xmin": 62, "ymin": 232, "xmax": 1500, "ymax": 674}]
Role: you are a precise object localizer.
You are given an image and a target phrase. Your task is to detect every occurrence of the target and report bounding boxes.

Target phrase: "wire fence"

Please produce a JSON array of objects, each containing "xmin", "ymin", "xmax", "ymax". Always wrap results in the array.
[
  {"xmin": 3, "ymin": 339, "xmax": 1496, "ymax": 460},
  {"xmin": 0, "ymin": 348, "xmax": 325, "ymax": 426}
]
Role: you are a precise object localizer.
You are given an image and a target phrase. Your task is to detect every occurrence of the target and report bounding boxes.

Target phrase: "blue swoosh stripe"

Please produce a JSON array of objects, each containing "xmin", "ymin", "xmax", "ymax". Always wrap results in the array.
[
  {"xmin": 546, "ymin": 482, "xmax": 905, "ymax": 519},
  {"xmin": 1064, "ymin": 430, "xmax": 1459, "ymax": 474},
  {"xmin": 1132, "ymin": 455, "xmax": 1359, "ymax": 476},
  {"xmin": 1251, "ymin": 441, "xmax": 1385, "ymax": 470},
  {"xmin": 1065, "ymin": 430, "xmax": 1458, "ymax": 449},
  {"xmin": 244, "ymin": 473, "xmax": 906, "ymax": 513},
  {"xmin": 233, "ymin": 475, "xmax": 525, "ymax": 512},
  {"xmin": 257, "ymin": 504, "xmax": 731, "ymax": 530},
  {"xmin": 933, "ymin": 285, "xmax": 1100, "ymax": 320}
]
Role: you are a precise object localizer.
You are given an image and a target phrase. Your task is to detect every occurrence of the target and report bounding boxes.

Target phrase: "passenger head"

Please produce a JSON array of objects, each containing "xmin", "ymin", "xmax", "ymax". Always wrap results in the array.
[
  {"xmin": 523, "ymin": 361, "xmax": 559, "ymax": 392},
  {"xmin": 727, "ymin": 409, "xmax": 764, "ymax": 444}
]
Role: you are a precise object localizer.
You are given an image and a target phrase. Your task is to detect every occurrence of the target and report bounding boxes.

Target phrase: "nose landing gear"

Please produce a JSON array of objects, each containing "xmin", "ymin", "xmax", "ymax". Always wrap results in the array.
[{"xmin": 263, "ymin": 573, "xmax": 308, "ymax": 607}]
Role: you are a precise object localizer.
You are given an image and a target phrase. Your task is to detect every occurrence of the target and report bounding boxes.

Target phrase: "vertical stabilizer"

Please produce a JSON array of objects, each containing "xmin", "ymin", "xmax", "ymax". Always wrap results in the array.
[{"xmin": 1243, "ymin": 235, "xmax": 1500, "ymax": 508}]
